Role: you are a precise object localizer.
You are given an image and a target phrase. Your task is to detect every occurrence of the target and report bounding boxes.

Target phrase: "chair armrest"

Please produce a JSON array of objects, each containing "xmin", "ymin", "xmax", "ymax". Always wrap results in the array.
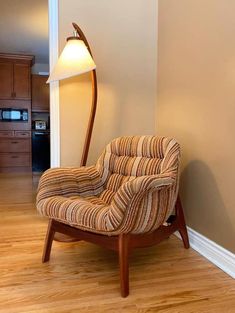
[
  {"xmin": 109, "ymin": 174, "xmax": 176, "ymax": 234},
  {"xmin": 112, "ymin": 174, "xmax": 174, "ymax": 210},
  {"xmin": 36, "ymin": 166, "xmax": 103, "ymax": 204}
]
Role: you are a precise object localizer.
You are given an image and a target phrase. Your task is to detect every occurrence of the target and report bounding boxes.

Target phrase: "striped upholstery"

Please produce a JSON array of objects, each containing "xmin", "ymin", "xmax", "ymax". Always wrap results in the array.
[{"xmin": 36, "ymin": 136, "xmax": 180, "ymax": 235}]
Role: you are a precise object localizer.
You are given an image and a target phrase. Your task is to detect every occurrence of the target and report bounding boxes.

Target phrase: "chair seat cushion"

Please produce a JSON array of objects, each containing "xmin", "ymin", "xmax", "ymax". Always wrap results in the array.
[{"xmin": 39, "ymin": 194, "xmax": 119, "ymax": 234}]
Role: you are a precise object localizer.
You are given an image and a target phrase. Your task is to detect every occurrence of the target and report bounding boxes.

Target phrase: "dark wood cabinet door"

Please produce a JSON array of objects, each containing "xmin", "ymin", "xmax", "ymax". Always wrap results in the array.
[
  {"xmin": 32, "ymin": 75, "xmax": 49, "ymax": 112},
  {"xmin": 14, "ymin": 63, "xmax": 31, "ymax": 99},
  {"xmin": 0, "ymin": 62, "xmax": 13, "ymax": 99}
]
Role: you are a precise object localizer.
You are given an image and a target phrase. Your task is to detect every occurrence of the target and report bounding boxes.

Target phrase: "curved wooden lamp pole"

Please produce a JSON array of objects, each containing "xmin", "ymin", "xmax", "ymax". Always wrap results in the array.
[
  {"xmin": 54, "ymin": 23, "xmax": 98, "ymax": 242},
  {"xmin": 72, "ymin": 22, "xmax": 98, "ymax": 167},
  {"xmin": 54, "ymin": 23, "xmax": 97, "ymax": 243}
]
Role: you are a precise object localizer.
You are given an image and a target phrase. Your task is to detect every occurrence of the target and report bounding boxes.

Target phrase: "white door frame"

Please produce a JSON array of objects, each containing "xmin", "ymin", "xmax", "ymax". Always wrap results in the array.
[{"xmin": 48, "ymin": 0, "xmax": 60, "ymax": 167}]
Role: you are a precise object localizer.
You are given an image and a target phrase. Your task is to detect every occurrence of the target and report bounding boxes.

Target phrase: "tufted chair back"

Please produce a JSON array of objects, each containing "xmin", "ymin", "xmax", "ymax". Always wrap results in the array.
[{"xmin": 96, "ymin": 136, "xmax": 180, "ymax": 206}]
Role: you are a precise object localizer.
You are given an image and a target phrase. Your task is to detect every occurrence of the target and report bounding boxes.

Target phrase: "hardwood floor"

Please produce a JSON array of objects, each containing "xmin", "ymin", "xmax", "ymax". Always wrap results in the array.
[{"xmin": 0, "ymin": 173, "xmax": 234, "ymax": 312}]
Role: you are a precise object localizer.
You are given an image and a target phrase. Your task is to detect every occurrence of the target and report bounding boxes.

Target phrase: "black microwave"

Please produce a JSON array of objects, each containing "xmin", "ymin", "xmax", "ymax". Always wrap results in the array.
[{"xmin": 0, "ymin": 108, "xmax": 28, "ymax": 122}]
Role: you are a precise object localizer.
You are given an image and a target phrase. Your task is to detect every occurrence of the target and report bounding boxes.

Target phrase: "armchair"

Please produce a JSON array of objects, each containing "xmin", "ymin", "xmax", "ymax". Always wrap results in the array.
[{"xmin": 37, "ymin": 136, "xmax": 189, "ymax": 297}]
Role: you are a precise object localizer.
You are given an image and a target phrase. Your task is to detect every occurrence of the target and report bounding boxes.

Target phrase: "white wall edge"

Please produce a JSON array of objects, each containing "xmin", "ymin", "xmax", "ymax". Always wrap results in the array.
[
  {"xmin": 155, "ymin": 0, "xmax": 159, "ymax": 133},
  {"xmin": 175, "ymin": 227, "xmax": 235, "ymax": 279},
  {"xmin": 48, "ymin": 0, "xmax": 60, "ymax": 167}
]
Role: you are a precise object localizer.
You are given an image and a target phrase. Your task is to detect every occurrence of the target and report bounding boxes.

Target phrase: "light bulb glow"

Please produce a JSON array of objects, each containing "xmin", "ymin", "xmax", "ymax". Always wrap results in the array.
[{"xmin": 47, "ymin": 39, "xmax": 96, "ymax": 83}]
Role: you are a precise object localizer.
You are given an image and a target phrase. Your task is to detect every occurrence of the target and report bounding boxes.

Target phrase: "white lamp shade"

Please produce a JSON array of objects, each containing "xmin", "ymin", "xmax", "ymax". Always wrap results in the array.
[{"xmin": 47, "ymin": 38, "xmax": 96, "ymax": 83}]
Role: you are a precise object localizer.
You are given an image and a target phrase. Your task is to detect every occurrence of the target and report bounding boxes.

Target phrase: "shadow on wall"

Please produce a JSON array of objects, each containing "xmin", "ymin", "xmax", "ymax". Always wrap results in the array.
[{"xmin": 180, "ymin": 160, "xmax": 235, "ymax": 253}]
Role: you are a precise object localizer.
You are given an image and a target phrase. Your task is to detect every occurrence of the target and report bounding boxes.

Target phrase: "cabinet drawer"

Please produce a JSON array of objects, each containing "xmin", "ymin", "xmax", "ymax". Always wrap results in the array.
[
  {"xmin": 14, "ymin": 131, "xmax": 31, "ymax": 138},
  {"xmin": 0, "ymin": 139, "xmax": 30, "ymax": 152},
  {"xmin": 0, "ymin": 153, "xmax": 31, "ymax": 167},
  {"xmin": 0, "ymin": 131, "xmax": 14, "ymax": 138}
]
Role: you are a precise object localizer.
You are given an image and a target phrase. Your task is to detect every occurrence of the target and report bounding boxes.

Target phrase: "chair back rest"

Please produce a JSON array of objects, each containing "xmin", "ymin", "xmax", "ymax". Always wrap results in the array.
[{"xmin": 96, "ymin": 136, "xmax": 180, "ymax": 204}]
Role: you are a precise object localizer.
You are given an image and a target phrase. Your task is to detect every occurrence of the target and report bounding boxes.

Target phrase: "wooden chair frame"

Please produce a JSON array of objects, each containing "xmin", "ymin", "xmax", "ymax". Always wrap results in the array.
[{"xmin": 42, "ymin": 196, "xmax": 189, "ymax": 297}]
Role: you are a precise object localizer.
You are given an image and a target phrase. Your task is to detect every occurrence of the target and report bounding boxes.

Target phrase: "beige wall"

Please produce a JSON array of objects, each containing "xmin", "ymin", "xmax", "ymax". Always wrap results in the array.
[
  {"xmin": 157, "ymin": 0, "xmax": 235, "ymax": 253},
  {"xmin": 59, "ymin": 0, "xmax": 157, "ymax": 166}
]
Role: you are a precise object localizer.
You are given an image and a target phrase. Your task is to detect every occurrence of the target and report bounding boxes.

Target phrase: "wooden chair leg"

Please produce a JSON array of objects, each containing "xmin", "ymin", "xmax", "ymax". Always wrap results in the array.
[
  {"xmin": 176, "ymin": 197, "xmax": 190, "ymax": 249},
  {"xmin": 118, "ymin": 234, "xmax": 130, "ymax": 297},
  {"xmin": 42, "ymin": 219, "xmax": 55, "ymax": 263}
]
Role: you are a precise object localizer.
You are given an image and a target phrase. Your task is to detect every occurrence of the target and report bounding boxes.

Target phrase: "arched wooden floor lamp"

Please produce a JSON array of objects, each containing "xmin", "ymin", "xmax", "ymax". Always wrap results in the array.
[
  {"xmin": 48, "ymin": 22, "xmax": 97, "ymax": 167},
  {"xmin": 47, "ymin": 22, "xmax": 97, "ymax": 241}
]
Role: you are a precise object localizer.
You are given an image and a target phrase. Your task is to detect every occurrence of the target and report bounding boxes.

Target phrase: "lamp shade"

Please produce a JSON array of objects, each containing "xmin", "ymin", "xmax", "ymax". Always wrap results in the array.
[{"xmin": 47, "ymin": 38, "xmax": 96, "ymax": 83}]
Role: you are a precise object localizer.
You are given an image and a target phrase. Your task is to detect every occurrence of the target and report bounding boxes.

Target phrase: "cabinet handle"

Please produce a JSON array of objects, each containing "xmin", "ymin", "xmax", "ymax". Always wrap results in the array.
[
  {"xmin": 11, "ymin": 155, "xmax": 19, "ymax": 159},
  {"xmin": 11, "ymin": 141, "xmax": 19, "ymax": 144}
]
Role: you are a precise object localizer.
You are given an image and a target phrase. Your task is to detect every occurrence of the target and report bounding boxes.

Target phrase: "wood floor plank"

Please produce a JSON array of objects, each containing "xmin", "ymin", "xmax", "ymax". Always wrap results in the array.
[{"xmin": 0, "ymin": 173, "xmax": 234, "ymax": 312}]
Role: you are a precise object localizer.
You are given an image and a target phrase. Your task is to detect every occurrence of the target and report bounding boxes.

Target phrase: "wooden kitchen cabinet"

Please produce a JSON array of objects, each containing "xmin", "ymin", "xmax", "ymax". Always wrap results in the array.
[
  {"xmin": 0, "ymin": 131, "xmax": 14, "ymax": 138},
  {"xmin": 0, "ymin": 130, "xmax": 31, "ymax": 172},
  {"xmin": 0, "ymin": 53, "xmax": 34, "ymax": 172},
  {"xmin": 14, "ymin": 63, "xmax": 31, "ymax": 99},
  {"xmin": 32, "ymin": 75, "xmax": 49, "ymax": 112},
  {"xmin": 0, "ymin": 53, "xmax": 34, "ymax": 100},
  {"xmin": 0, "ymin": 138, "xmax": 31, "ymax": 153},
  {"xmin": 0, "ymin": 153, "xmax": 31, "ymax": 168},
  {"xmin": 0, "ymin": 62, "xmax": 13, "ymax": 99}
]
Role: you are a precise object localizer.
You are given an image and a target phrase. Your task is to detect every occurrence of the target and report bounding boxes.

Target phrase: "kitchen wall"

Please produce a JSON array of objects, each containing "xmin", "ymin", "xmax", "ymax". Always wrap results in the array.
[
  {"xmin": 32, "ymin": 63, "xmax": 49, "ymax": 75},
  {"xmin": 59, "ymin": 0, "xmax": 157, "ymax": 165},
  {"xmin": 157, "ymin": 0, "xmax": 235, "ymax": 253}
]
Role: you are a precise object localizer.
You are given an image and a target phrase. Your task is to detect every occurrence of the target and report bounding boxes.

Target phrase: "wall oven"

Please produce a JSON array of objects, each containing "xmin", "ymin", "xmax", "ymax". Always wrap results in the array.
[{"xmin": 0, "ymin": 108, "xmax": 28, "ymax": 122}]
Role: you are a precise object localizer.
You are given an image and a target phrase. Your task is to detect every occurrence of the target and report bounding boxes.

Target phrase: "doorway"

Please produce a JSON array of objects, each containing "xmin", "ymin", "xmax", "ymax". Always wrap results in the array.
[{"xmin": 0, "ymin": 0, "xmax": 50, "ymax": 174}]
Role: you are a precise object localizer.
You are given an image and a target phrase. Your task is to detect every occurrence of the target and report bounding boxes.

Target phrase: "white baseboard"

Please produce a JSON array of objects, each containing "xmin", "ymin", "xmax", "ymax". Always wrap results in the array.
[{"xmin": 175, "ymin": 227, "xmax": 235, "ymax": 279}]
